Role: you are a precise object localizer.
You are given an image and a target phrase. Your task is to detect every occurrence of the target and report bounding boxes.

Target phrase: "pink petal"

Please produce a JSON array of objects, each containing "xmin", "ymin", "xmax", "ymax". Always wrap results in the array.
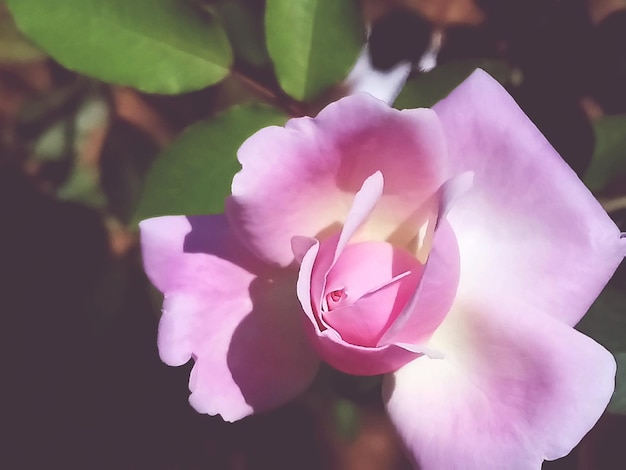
[
  {"xmin": 434, "ymin": 70, "xmax": 626, "ymax": 326},
  {"xmin": 379, "ymin": 219, "xmax": 460, "ymax": 347},
  {"xmin": 321, "ymin": 241, "xmax": 422, "ymax": 346},
  {"xmin": 298, "ymin": 235, "xmax": 423, "ymax": 375},
  {"xmin": 308, "ymin": 171, "xmax": 385, "ymax": 324},
  {"xmin": 227, "ymin": 93, "xmax": 447, "ymax": 266},
  {"xmin": 296, "ymin": 175, "xmax": 430, "ymax": 375},
  {"xmin": 140, "ymin": 215, "xmax": 319, "ymax": 421},
  {"xmin": 384, "ymin": 301, "xmax": 616, "ymax": 469}
]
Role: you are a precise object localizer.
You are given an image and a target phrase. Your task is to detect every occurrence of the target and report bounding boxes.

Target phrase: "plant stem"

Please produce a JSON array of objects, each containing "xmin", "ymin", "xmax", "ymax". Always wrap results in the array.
[{"xmin": 230, "ymin": 68, "xmax": 305, "ymax": 116}]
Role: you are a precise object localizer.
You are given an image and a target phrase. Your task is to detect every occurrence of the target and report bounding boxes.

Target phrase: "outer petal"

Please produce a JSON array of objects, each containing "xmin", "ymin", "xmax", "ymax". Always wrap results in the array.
[
  {"xmin": 433, "ymin": 69, "xmax": 626, "ymax": 326},
  {"xmin": 383, "ymin": 301, "xmax": 616, "ymax": 469},
  {"xmin": 227, "ymin": 93, "xmax": 447, "ymax": 266},
  {"xmin": 140, "ymin": 215, "xmax": 319, "ymax": 421}
]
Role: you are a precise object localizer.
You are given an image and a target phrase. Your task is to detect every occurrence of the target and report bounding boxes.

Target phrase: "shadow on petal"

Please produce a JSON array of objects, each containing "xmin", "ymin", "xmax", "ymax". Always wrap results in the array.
[
  {"xmin": 183, "ymin": 215, "xmax": 263, "ymax": 273},
  {"xmin": 226, "ymin": 274, "xmax": 320, "ymax": 413}
]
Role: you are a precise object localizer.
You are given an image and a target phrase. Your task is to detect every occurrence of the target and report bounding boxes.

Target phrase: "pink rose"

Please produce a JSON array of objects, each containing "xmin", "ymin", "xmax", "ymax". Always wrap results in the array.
[{"xmin": 140, "ymin": 70, "xmax": 626, "ymax": 468}]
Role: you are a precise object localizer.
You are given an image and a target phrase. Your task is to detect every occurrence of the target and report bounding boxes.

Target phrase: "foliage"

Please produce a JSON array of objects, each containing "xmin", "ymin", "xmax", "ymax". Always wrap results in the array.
[
  {"xmin": 6, "ymin": 0, "xmax": 233, "ymax": 93},
  {"xmin": 585, "ymin": 115, "xmax": 626, "ymax": 192},
  {"xmin": 134, "ymin": 104, "xmax": 287, "ymax": 221},
  {"xmin": 265, "ymin": 0, "xmax": 364, "ymax": 101}
]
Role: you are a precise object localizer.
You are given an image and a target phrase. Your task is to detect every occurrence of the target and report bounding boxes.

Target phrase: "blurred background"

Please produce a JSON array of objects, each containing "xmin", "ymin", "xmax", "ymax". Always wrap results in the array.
[{"xmin": 2, "ymin": 0, "xmax": 626, "ymax": 468}]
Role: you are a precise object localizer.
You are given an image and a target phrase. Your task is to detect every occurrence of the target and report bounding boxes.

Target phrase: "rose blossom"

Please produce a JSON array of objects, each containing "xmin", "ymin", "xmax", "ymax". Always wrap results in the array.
[{"xmin": 140, "ymin": 70, "xmax": 626, "ymax": 469}]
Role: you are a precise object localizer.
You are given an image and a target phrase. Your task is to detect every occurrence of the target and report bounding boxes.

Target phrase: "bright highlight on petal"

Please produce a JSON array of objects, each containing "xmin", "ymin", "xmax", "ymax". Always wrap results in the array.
[
  {"xmin": 384, "ymin": 301, "xmax": 617, "ymax": 469},
  {"xmin": 434, "ymin": 69, "xmax": 625, "ymax": 327}
]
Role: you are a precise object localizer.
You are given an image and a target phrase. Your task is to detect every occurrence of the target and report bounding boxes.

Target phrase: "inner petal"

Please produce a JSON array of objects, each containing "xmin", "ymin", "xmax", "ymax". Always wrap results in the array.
[{"xmin": 320, "ymin": 241, "xmax": 424, "ymax": 346}]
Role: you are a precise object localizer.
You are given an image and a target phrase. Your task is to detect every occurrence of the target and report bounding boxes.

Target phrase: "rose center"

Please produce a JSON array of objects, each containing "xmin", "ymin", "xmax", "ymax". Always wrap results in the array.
[
  {"xmin": 317, "ymin": 241, "xmax": 424, "ymax": 347},
  {"xmin": 326, "ymin": 288, "xmax": 347, "ymax": 307}
]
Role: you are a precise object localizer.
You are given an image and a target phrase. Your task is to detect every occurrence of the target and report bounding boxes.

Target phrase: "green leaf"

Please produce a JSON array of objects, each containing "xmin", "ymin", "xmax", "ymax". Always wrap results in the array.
[
  {"xmin": 584, "ymin": 115, "xmax": 626, "ymax": 192},
  {"xmin": 609, "ymin": 352, "xmax": 626, "ymax": 415},
  {"xmin": 577, "ymin": 288, "xmax": 626, "ymax": 353},
  {"xmin": 577, "ymin": 288, "xmax": 626, "ymax": 415},
  {"xmin": 0, "ymin": 2, "xmax": 45, "ymax": 63},
  {"xmin": 55, "ymin": 95, "xmax": 110, "ymax": 208},
  {"xmin": 133, "ymin": 103, "xmax": 287, "ymax": 223},
  {"xmin": 216, "ymin": 0, "xmax": 270, "ymax": 67},
  {"xmin": 394, "ymin": 59, "xmax": 511, "ymax": 109},
  {"xmin": 333, "ymin": 398, "xmax": 360, "ymax": 441},
  {"xmin": 5, "ymin": 0, "xmax": 232, "ymax": 93},
  {"xmin": 32, "ymin": 119, "xmax": 73, "ymax": 162},
  {"xmin": 265, "ymin": 0, "xmax": 364, "ymax": 101},
  {"xmin": 57, "ymin": 163, "xmax": 107, "ymax": 208}
]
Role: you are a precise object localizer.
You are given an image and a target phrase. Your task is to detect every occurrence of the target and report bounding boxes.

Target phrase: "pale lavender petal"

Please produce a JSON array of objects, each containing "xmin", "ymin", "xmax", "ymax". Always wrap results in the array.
[
  {"xmin": 227, "ymin": 94, "xmax": 446, "ymax": 266},
  {"xmin": 434, "ymin": 70, "xmax": 625, "ymax": 326},
  {"xmin": 384, "ymin": 301, "xmax": 616, "ymax": 469},
  {"xmin": 140, "ymin": 215, "xmax": 319, "ymax": 421}
]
